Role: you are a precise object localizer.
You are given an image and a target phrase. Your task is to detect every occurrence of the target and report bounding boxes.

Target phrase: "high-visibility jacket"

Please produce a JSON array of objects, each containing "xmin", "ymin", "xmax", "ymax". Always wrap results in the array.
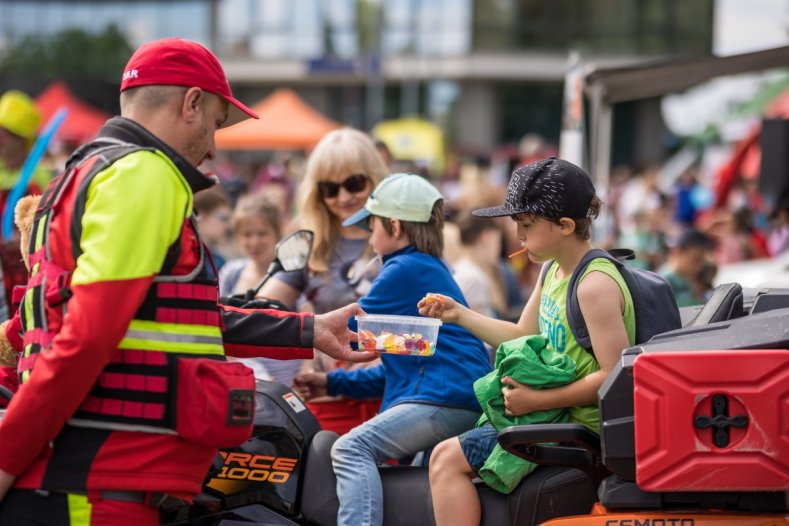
[{"xmin": 0, "ymin": 117, "xmax": 314, "ymax": 498}]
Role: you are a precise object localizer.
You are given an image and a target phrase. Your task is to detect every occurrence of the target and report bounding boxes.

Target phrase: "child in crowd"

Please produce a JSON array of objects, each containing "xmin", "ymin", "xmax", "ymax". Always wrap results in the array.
[
  {"xmin": 219, "ymin": 193, "xmax": 281, "ymax": 297},
  {"xmin": 419, "ymin": 158, "xmax": 636, "ymax": 526},
  {"xmin": 658, "ymin": 229, "xmax": 716, "ymax": 307},
  {"xmin": 218, "ymin": 194, "xmax": 301, "ymax": 386},
  {"xmin": 293, "ymin": 173, "xmax": 492, "ymax": 526},
  {"xmin": 194, "ymin": 186, "xmax": 234, "ymax": 270}
]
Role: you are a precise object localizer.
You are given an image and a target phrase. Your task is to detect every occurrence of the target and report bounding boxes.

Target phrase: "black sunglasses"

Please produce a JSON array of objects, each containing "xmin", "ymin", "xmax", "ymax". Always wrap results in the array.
[{"xmin": 318, "ymin": 174, "xmax": 369, "ymax": 199}]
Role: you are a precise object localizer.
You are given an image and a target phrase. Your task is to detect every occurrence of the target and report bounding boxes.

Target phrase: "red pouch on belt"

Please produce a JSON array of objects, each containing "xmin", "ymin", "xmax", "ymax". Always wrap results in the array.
[{"xmin": 176, "ymin": 358, "xmax": 255, "ymax": 448}]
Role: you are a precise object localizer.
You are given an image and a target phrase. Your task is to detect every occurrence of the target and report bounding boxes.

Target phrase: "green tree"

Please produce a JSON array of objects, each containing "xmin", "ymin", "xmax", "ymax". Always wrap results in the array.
[{"xmin": 0, "ymin": 24, "xmax": 133, "ymax": 79}]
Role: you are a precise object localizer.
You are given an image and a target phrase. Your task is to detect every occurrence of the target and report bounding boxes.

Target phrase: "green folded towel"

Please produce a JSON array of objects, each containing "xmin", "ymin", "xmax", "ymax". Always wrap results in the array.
[{"xmin": 473, "ymin": 334, "xmax": 576, "ymax": 493}]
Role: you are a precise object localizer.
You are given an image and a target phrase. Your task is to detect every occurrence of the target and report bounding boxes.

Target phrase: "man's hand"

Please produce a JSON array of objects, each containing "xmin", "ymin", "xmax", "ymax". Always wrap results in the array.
[
  {"xmin": 501, "ymin": 376, "xmax": 546, "ymax": 417},
  {"xmin": 293, "ymin": 372, "xmax": 328, "ymax": 401},
  {"xmin": 313, "ymin": 303, "xmax": 377, "ymax": 363},
  {"xmin": 0, "ymin": 469, "xmax": 15, "ymax": 502}
]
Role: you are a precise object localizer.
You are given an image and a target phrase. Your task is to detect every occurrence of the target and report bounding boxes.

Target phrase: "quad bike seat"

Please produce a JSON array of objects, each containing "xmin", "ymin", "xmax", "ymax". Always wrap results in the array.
[{"xmin": 300, "ymin": 430, "xmax": 598, "ymax": 526}]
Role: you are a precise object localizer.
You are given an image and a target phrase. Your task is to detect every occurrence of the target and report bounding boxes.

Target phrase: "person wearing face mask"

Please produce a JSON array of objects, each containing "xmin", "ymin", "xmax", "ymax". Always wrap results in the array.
[
  {"xmin": 259, "ymin": 128, "xmax": 389, "ymax": 434},
  {"xmin": 0, "ymin": 38, "xmax": 375, "ymax": 526}
]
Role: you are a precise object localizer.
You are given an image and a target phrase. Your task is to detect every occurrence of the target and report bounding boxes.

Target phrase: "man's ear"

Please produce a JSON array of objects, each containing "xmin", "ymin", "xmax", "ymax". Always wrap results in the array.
[
  {"xmin": 181, "ymin": 87, "xmax": 205, "ymax": 123},
  {"xmin": 558, "ymin": 217, "xmax": 577, "ymax": 236}
]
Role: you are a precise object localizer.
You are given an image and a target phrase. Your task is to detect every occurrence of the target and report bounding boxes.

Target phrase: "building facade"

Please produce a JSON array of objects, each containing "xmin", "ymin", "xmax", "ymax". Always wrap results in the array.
[{"xmin": 0, "ymin": 0, "xmax": 714, "ymax": 166}]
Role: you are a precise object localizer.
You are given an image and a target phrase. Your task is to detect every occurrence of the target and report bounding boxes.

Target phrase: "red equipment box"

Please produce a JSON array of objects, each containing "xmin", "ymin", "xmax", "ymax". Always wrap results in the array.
[{"xmin": 633, "ymin": 350, "xmax": 789, "ymax": 491}]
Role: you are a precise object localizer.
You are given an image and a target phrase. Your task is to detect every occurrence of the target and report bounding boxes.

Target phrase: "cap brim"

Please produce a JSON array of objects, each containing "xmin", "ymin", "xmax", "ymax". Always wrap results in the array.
[
  {"xmin": 471, "ymin": 205, "xmax": 523, "ymax": 218},
  {"xmin": 221, "ymin": 96, "xmax": 259, "ymax": 128},
  {"xmin": 342, "ymin": 208, "xmax": 372, "ymax": 230}
]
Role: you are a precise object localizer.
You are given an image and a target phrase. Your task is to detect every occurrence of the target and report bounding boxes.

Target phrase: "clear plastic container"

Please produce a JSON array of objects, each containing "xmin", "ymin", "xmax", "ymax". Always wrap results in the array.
[{"xmin": 356, "ymin": 314, "xmax": 442, "ymax": 356}]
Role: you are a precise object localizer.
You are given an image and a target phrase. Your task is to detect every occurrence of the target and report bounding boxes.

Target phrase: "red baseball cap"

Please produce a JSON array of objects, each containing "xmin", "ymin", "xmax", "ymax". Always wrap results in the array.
[{"xmin": 120, "ymin": 38, "xmax": 258, "ymax": 128}]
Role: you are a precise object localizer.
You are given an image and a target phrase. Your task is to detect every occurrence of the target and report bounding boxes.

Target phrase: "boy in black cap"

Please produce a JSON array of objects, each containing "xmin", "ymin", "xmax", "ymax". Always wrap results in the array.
[{"xmin": 419, "ymin": 157, "xmax": 636, "ymax": 525}]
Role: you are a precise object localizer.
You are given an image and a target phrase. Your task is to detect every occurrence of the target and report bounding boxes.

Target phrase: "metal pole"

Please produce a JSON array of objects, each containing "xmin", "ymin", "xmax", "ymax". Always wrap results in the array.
[
  {"xmin": 365, "ymin": 0, "xmax": 384, "ymax": 130},
  {"xmin": 208, "ymin": 0, "xmax": 219, "ymax": 52},
  {"xmin": 589, "ymin": 81, "xmax": 613, "ymax": 243}
]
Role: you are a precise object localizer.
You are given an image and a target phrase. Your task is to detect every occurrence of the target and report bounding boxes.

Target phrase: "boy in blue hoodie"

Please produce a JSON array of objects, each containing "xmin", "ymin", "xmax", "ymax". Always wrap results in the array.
[{"xmin": 293, "ymin": 173, "xmax": 491, "ymax": 526}]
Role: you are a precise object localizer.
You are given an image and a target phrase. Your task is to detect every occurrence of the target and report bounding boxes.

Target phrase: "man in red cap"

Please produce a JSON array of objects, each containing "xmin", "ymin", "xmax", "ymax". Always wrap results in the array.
[{"xmin": 0, "ymin": 38, "xmax": 374, "ymax": 525}]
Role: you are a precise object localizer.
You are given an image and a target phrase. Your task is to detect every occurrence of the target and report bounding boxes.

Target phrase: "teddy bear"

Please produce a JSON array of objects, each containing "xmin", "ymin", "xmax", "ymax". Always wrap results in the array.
[{"xmin": 0, "ymin": 194, "xmax": 42, "ymax": 371}]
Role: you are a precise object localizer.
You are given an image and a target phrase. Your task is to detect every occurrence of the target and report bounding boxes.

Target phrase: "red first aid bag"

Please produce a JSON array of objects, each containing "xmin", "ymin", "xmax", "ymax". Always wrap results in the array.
[{"xmin": 176, "ymin": 358, "xmax": 256, "ymax": 448}]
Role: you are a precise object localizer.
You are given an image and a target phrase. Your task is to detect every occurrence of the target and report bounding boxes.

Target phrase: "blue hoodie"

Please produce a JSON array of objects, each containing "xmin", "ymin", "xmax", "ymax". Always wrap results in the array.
[{"xmin": 327, "ymin": 245, "xmax": 492, "ymax": 412}]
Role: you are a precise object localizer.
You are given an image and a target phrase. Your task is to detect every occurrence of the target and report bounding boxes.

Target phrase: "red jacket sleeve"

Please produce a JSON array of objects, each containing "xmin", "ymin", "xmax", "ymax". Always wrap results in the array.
[{"xmin": 221, "ymin": 304, "xmax": 314, "ymax": 360}]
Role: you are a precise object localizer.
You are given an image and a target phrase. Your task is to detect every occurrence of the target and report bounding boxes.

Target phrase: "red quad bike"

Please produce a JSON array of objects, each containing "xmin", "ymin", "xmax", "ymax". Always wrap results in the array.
[{"xmin": 157, "ymin": 281, "xmax": 789, "ymax": 526}]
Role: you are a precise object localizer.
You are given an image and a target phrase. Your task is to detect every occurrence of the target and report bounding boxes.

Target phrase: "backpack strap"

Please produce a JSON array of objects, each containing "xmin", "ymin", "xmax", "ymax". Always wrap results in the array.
[
  {"xmin": 541, "ymin": 248, "xmax": 636, "ymax": 355},
  {"xmin": 565, "ymin": 248, "xmax": 626, "ymax": 355}
]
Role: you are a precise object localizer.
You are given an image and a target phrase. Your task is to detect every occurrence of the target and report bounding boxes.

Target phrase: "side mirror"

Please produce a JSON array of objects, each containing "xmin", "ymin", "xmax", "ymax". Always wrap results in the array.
[
  {"xmin": 219, "ymin": 230, "xmax": 315, "ymax": 310},
  {"xmin": 275, "ymin": 230, "xmax": 314, "ymax": 272},
  {"xmin": 220, "ymin": 230, "xmax": 314, "ymax": 308}
]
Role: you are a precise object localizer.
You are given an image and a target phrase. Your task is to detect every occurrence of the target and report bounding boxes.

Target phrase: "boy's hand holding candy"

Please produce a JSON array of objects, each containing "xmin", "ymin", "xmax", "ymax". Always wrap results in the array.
[{"xmin": 417, "ymin": 293, "xmax": 463, "ymax": 323}]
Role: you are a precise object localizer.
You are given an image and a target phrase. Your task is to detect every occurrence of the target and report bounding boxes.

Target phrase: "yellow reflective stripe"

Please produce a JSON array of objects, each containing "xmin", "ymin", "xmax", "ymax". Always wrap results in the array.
[
  {"xmin": 23, "ymin": 289, "xmax": 34, "ymax": 333},
  {"xmin": 119, "ymin": 337, "xmax": 224, "ymax": 354},
  {"xmin": 67, "ymin": 493, "xmax": 92, "ymax": 525},
  {"xmin": 118, "ymin": 319, "xmax": 224, "ymax": 355},
  {"xmin": 21, "ymin": 290, "xmax": 35, "ymax": 383},
  {"xmin": 126, "ymin": 319, "xmax": 223, "ymax": 338},
  {"xmin": 34, "ymin": 214, "xmax": 47, "ymax": 251}
]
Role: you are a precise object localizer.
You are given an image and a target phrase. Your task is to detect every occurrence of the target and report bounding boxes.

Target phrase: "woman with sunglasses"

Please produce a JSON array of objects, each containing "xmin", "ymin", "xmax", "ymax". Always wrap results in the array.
[{"xmin": 258, "ymin": 128, "xmax": 389, "ymax": 434}]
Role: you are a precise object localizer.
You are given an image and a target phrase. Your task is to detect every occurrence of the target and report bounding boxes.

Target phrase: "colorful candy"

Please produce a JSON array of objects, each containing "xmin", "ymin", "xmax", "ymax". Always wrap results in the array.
[{"xmin": 358, "ymin": 330, "xmax": 434, "ymax": 356}]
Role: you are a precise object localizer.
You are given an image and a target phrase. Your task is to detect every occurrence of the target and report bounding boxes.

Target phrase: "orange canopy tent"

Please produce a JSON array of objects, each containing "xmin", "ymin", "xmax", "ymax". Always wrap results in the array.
[
  {"xmin": 35, "ymin": 81, "xmax": 110, "ymax": 143},
  {"xmin": 216, "ymin": 88, "xmax": 339, "ymax": 150}
]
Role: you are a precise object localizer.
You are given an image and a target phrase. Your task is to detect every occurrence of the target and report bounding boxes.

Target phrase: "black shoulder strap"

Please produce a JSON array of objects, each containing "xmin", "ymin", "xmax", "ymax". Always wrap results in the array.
[{"xmin": 565, "ymin": 248, "xmax": 625, "ymax": 354}]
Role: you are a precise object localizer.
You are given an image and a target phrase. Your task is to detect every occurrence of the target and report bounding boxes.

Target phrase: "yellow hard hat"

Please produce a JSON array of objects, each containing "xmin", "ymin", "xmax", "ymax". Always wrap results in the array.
[{"xmin": 0, "ymin": 90, "xmax": 41, "ymax": 141}]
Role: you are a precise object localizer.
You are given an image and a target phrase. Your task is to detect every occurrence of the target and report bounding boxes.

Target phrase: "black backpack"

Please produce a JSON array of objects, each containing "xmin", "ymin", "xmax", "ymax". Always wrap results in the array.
[{"xmin": 541, "ymin": 248, "xmax": 681, "ymax": 356}]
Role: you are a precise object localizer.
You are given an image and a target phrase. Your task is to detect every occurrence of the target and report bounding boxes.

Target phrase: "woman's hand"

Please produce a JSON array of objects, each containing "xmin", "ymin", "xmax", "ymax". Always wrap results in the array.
[
  {"xmin": 417, "ymin": 293, "xmax": 463, "ymax": 323},
  {"xmin": 501, "ymin": 376, "xmax": 546, "ymax": 417}
]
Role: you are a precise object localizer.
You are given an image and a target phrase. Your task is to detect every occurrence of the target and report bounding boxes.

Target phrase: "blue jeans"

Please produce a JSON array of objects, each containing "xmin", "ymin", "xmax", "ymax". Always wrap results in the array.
[{"xmin": 331, "ymin": 403, "xmax": 480, "ymax": 526}]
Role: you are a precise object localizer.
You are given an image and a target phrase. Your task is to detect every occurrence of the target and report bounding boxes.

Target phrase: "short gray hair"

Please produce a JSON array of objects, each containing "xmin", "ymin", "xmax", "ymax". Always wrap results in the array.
[{"xmin": 119, "ymin": 85, "xmax": 188, "ymax": 115}]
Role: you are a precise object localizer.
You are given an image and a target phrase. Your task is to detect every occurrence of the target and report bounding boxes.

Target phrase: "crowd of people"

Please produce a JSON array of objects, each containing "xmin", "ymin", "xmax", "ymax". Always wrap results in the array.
[{"xmin": 0, "ymin": 35, "xmax": 785, "ymax": 526}]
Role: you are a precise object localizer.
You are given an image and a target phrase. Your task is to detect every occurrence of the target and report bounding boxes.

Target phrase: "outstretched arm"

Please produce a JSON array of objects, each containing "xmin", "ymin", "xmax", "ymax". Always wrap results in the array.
[
  {"xmin": 418, "ymin": 273, "xmax": 542, "ymax": 348},
  {"xmin": 222, "ymin": 302, "xmax": 377, "ymax": 364}
]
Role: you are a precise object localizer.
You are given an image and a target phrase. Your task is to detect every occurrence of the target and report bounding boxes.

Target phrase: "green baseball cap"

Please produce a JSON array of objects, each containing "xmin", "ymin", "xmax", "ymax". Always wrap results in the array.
[{"xmin": 343, "ymin": 173, "xmax": 443, "ymax": 230}]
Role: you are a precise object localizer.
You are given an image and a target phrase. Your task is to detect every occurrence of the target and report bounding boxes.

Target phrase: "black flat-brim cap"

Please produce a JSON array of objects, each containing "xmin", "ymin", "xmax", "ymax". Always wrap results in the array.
[{"xmin": 473, "ymin": 157, "xmax": 596, "ymax": 219}]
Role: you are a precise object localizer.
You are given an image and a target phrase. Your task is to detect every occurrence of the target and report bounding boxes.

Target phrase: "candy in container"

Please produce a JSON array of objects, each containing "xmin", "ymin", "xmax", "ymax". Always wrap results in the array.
[{"xmin": 355, "ymin": 314, "xmax": 442, "ymax": 356}]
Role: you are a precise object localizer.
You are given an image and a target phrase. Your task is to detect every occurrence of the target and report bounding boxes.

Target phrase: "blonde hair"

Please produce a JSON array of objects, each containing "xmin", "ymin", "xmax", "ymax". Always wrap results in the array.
[
  {"xmin": 232, "ymin": 193, "xmax": 282, "ymax": 238},
  {"xmin": 293, "ymin": 128, "xmax": 388, "ymax": 273}
]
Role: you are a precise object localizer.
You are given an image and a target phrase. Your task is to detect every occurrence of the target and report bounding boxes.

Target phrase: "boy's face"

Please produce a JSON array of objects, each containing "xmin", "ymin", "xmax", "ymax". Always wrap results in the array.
[
  {"xmin": 511, "ymin": 214, "xmax": 565, "ymax": 263},
  {"xmin": 369, "ymin": 216, "xmax": 401, "ymax": 258}
]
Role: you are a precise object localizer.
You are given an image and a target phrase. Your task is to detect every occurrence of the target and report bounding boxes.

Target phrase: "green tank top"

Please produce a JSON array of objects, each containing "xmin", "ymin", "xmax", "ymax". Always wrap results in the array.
[{"xmin": 539, "ymin": 257, "xmax": 636, "ymax": 433}]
